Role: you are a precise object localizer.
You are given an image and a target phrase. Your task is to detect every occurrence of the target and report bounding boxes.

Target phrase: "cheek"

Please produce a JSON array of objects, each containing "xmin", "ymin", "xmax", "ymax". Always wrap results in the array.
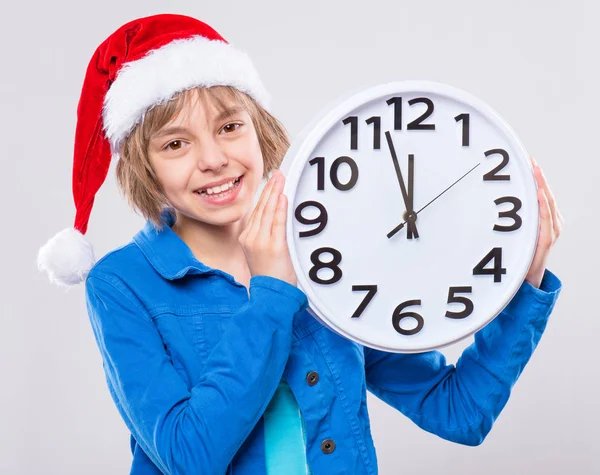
[
  {"xmin": 228, "ymin": 134, "xmax": 264, "ymax": 175},
  {"xmin": 248, "ymin": 135, "xmax": 265, "ymax": 176},
  {"xmin": 152, "ymin": 163, "xmax": 194, "ymax": 203}
]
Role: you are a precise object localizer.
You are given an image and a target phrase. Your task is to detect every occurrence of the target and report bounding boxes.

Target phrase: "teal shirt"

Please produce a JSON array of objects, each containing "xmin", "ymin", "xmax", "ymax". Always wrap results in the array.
[{"xmin": 263, "ymin": 377, "xmax": 312, "ymax": 475}]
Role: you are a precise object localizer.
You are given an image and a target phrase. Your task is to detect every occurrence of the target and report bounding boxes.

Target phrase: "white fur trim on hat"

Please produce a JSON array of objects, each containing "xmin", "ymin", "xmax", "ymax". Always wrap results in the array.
[
  {"xmin": 102, "ymin": 35, "xmax": 271, "ymax": 152},
  {"xmin": 37, "ymin": 228, "xmax": 96, "ymax": 287}
]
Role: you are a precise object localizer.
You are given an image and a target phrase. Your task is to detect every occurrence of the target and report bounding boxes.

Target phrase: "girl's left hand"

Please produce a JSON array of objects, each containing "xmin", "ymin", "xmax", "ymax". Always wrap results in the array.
[{"xmin": 525, "ymin": 157, "xmax": 564, "ymax": 288}]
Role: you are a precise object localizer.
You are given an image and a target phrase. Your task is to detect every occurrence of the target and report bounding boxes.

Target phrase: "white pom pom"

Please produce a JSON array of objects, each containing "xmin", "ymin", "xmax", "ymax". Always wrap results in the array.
[{"xmin": 37, "ymin": 228, "xmax": 96, "ymax": 287}]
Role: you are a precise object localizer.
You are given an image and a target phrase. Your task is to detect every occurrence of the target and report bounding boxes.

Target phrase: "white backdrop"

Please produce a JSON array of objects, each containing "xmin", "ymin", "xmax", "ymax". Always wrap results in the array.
[{"xmin": 2, "ymin": 0, "xmax": 596, "ymax": 473}]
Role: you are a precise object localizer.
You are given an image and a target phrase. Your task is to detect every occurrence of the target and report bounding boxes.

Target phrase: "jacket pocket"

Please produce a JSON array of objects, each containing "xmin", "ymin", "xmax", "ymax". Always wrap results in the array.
[{"xmin": 151, "ymin": 304, "xmax": 239, "ymax": 387}]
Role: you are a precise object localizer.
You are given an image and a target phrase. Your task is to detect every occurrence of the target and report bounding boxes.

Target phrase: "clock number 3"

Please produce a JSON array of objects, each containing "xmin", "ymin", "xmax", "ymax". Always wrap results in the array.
[{"xmin": 494, "ymin": 196, "xmax": 522, "ymax": 232}]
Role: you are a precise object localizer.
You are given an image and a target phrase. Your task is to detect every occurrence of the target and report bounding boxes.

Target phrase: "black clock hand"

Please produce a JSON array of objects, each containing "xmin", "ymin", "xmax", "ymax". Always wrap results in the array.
[
  {"xmin": 385, "ymin": 132, "xmax": 419, "ymax": 239},
  {"xmin": 406, "ymin": 154, "xmax": 419, "ymax": 239},
  {"xmin": 407, "ymin": 154, "xmax": 414, "ymax": 211},
  {"xmin": 387, "ymin": 162, "xmax": 481, "ymax": 239},
  {"xmin": 385, "ymin": 132, "xmax": 410, "ymax": 207}
]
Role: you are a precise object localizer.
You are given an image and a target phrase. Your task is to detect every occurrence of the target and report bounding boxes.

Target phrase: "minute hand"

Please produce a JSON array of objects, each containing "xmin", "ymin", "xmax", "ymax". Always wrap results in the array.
[
  {"xmin": 385, "ymin": 132, "xmax": 419, "ymax": 238},
  {"xmin": 385, "ymin": 132, "xmax": 410, "ymax": 208},
  {"xmin": 387, "ymin": 162, "xmax": 481, "ymax": 239}
]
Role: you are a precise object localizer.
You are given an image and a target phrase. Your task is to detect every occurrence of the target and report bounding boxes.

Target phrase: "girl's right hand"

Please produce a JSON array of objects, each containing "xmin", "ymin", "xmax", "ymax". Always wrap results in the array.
[{"xmin": 239, "ymin": 169, "xmax": 298, "ymax": 287}]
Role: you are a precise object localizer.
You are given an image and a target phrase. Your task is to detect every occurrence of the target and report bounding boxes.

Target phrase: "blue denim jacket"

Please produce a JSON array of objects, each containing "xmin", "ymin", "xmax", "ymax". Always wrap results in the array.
[{"xmin": 84, "ymin": 208, "xmax": 562, "ymax": 475}]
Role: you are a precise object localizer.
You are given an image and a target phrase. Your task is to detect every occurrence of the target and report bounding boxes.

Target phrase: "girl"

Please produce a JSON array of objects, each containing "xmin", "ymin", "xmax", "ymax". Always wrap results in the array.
[{"xmin": 38, "ymin": 13, "xmax": 563, "ymax": 475}]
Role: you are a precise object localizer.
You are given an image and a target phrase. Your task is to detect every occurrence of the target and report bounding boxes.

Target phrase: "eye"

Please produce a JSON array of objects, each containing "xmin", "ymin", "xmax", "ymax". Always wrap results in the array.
[
  {"xmin": 220, "ymin": 123, "xmax": 242, "ymax": 134},
  {"xmin": 164, "ymin": 140, "xmax": 186, "ymax": 151}
]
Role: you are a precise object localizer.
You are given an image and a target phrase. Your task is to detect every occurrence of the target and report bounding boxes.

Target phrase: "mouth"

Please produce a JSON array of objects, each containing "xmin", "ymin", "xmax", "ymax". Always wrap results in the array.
[{"xmin": 194, "ymin": 175, "xmax": 243, "ymax": 204}]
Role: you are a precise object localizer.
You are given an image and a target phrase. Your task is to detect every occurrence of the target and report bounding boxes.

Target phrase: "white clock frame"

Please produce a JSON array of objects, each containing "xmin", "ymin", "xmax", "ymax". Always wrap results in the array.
[{"xmin": 281, "ymin": 81, "xmax": 538, "ymax": 353}]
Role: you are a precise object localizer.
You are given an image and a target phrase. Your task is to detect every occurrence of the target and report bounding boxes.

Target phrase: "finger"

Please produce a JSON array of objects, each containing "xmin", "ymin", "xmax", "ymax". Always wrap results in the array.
[
  {"xmin": 258, "ymin": 172, "xmax": 284, "ymax": 239},
  {"xmin": 538, "ymin": 187, "xmax": 555, "ymax": 251},
  {"xmin": 248, "ymin": 171, "xmax": 279, "ymax": 236},
  {"xmin": 272, "ymin": 191, "xmax": 288, "ymax": 246},
  {"xmin": 533, "ymin": 164, "xmax": 560, "ymax": 236},
  {"xmin": 246, "ymin": 176, "xmax": 273, "ymax": 226}
]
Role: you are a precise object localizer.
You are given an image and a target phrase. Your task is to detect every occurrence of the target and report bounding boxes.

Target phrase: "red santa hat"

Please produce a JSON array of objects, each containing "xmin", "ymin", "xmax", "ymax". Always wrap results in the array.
[{"xmin": 37, "ymin": 13, "xmax": 270, "ymax": 287}]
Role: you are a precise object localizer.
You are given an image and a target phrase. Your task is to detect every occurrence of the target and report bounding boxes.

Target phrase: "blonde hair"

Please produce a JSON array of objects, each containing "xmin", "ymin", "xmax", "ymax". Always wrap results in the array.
[{"xmin": 116, "ymin": 86, "xmax": 290, "ymax": 230}]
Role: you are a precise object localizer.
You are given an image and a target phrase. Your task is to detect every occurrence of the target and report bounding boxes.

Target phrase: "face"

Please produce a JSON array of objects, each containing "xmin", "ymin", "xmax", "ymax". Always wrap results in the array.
[{"xmin": 147, "ymin": 92, "xmax": 265, "ymax": 229}]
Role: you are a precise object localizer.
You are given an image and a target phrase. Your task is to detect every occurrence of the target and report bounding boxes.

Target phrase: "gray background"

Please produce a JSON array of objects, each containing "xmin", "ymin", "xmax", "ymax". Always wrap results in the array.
[{"xmin": 2, "ymin": 0, "xmax": 596, "ymax": 473}]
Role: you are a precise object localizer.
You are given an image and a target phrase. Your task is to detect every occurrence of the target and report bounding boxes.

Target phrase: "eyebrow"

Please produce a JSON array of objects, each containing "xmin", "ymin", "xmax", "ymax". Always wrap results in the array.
[
  {"xmin": 216, "ymin": 106, "xmax": 245, "ymax": 122},
  {"xmin": 151, "ymin": 106, "xmax": 246, "ymax": 141},
  {"xmin": 151, "ymin": 126, "xmax": 190, "ymax": 140}
]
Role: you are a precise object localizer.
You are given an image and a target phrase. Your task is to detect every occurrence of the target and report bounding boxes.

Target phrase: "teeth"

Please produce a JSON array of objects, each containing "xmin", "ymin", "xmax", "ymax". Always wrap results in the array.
[{"xmin": 197, "ymin": 178, "xmax": 239, "ymax": 196}]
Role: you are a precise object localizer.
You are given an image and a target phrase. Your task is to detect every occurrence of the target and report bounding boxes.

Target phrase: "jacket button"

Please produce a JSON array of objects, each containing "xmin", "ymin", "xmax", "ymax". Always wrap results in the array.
[
  {"xmin": 306, "ymin": 371, "xmax": 319, "ymax": 386},
  {"xmin": 321, "ymin": 439, "xmax": 336, "ymax": 454}
]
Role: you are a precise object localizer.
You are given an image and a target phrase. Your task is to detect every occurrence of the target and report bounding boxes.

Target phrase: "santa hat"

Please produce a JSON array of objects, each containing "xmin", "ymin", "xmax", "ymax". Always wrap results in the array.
[{"xmin": 37, "ymin": 13, "xmax": 270, "ymax": 287}]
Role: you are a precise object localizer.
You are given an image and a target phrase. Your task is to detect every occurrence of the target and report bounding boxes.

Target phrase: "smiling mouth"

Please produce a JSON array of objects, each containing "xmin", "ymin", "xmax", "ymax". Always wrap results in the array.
[{"xmin": 195, "ymin": 176, "xmax": 242, "ymax": 197}]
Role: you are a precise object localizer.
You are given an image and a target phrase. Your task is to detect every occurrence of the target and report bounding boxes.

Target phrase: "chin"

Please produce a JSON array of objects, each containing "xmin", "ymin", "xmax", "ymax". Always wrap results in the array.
[{"xmin": 196, "ymin": 205, "xmax": 247, "ymax": 228}]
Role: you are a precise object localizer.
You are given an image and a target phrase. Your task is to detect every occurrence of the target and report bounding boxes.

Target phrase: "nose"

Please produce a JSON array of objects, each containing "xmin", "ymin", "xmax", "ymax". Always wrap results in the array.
[{"xmin": 195, "ymin": 137, "xmax": 228, "ymax": 172}]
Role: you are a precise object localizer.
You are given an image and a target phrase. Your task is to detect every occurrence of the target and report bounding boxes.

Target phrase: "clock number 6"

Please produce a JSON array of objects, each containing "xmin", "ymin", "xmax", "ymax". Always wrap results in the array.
[
  {"xmin": 392, "ymin": 300, "xmax": 424, "ymax": 336},
  {"xmin": 349, "ymin": 287, "xmax": 474, "ymax": 332}
]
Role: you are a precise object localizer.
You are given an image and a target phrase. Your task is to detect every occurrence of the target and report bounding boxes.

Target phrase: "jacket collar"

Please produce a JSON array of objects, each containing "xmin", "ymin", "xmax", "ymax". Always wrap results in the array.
[{"xmin": 133, "ymin": 207, "xmax": 214, "ymax": 280}]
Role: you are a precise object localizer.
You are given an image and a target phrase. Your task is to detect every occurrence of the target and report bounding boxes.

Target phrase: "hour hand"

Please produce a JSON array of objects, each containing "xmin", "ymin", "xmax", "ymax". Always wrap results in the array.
[{"xmin": 406, "ymin": 154, "xmax": 419, "ymax": 239}]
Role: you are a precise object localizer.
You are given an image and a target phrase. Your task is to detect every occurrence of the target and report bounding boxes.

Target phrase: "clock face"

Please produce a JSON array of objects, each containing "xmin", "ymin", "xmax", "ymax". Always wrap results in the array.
[{"xmin": 282, "ymin": 81, "xmax": 538, "ymax": 353}]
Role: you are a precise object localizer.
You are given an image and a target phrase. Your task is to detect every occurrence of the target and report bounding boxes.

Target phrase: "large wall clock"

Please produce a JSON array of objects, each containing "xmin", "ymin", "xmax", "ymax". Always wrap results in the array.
[{"xmin": 281, "ymin": 81, "xmax": 538, "ymax": 353}]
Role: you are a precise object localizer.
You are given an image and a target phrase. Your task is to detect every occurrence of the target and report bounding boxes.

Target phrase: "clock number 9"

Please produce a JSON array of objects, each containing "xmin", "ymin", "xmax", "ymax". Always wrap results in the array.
[
  {"xmin": 309, "ymin": 156, "xmax": 359, "ymax": 191},
  {"xmin": 295, "ymin": 201, "xmax": 328, "ymax": 237}
]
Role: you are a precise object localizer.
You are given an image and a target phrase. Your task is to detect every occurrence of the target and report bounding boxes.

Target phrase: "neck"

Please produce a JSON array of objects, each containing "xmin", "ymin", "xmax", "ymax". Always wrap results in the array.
[{"xmin": 171, "ymin": 211, "xmax": 249, "ymax": 269}]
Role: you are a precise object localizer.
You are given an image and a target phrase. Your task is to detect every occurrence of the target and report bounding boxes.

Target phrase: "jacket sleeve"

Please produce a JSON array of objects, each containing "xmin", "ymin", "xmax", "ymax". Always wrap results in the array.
[
  {"xmin": 363, "ymin": 268, "xmax": 562, "ymax": 446},
  {"xmin": 85, "ymin": 272, "xmax": 308, "ymax": 475}
]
